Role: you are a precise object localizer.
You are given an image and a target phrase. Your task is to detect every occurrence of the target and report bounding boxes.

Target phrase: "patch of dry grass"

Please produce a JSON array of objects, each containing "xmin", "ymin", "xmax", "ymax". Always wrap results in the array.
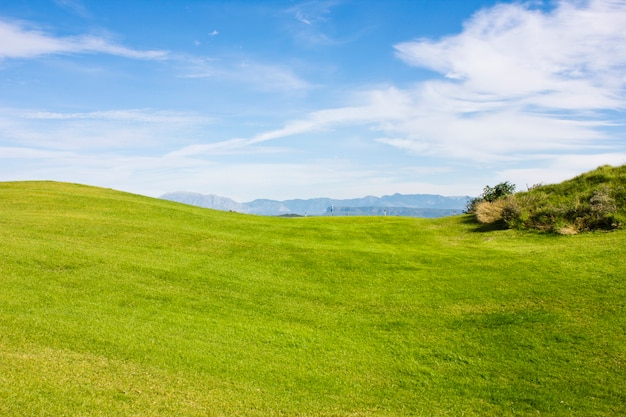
[{"xmin": 474, "ymin": 199, "xmax": 507, "ymax": 224}]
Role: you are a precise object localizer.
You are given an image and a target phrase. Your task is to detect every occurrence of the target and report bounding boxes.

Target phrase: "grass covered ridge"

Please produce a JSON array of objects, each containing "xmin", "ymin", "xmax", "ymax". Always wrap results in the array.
[
  {"xmin": 473, "ymin": 164, "xmax": 626, "ymax": 233},
  {"xmin": 1, "ymin": 181, "xmax": 625, "ymax": 416}
]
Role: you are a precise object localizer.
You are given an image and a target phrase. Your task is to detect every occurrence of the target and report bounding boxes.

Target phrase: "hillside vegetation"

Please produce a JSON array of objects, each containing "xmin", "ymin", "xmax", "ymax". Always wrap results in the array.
[
  {"xmin": 472, "ymin": 164, "xmax": 626, "ymax": 234},
  {"xmin": 0, "ymin": 181, "xmax": 625, "ymax": 416}
]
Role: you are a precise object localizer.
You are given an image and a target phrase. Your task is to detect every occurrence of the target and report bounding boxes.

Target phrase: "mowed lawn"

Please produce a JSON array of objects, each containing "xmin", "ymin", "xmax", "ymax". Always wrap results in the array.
[{"xmin": 0, "ymin": 181, "xmax": 624, "ymax": 416}]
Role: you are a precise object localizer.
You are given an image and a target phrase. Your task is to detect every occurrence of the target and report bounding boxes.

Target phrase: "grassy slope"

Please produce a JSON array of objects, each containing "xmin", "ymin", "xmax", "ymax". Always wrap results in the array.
[
  {"xmin": 508, "ymin": 164, "xmax": 626, "ymax": 232},
  {"xmin": 0, "ymin": 181, "xmax": 625, "ymax": 416},
  {"xmin": 536, "ymin": 164, "xmax": 626, "ymax": 199}
]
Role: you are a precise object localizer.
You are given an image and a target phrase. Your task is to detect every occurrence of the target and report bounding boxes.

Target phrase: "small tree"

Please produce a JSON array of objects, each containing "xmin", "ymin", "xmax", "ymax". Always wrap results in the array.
[
  {"xmin": 481, "ymin": 181, "xmax": 516, "ymax": 202},
  {"xmin": 466, "ymin": 181, "xmax": 516, "ymax": 214}
]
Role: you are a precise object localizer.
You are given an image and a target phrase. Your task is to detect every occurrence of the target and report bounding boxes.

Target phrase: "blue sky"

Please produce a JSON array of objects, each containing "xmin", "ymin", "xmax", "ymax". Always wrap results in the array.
[{"xmin": 1, "ymin": 0, "xmax": 625, "ymax": 201}]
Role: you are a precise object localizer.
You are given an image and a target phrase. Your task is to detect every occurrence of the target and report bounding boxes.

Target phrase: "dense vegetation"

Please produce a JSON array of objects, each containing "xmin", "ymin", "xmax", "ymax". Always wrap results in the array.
[
  {"xmin": 470, "ymin": 164, "xmax": 626, "ymax": 234},
  {"xmin": 1, "ymin": 181, "xmax": 625, "ymax": 416}
]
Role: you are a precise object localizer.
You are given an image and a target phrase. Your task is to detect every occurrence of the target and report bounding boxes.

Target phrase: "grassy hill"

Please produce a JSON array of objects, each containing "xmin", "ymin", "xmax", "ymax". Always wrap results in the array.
[
  {"xmin": 473, "ymin": 164, "xmax": 626, "ymax": 233},
  {"xmin": 1, "ymin": 181, "xmax": 625, "ymax": 416}
]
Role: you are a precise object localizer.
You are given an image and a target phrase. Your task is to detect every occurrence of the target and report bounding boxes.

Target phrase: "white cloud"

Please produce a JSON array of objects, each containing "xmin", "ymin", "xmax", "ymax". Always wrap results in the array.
[
  {"xmin": 0, "ymin": 19, "xmax": 167, "ymax": 60},
  {"xmin": 379, "ymin": 0, "xmax": 626, "ymax": 163},
  {"xmin": 394, "ymin": 0, "xmax": 626, "ymax": 110}
]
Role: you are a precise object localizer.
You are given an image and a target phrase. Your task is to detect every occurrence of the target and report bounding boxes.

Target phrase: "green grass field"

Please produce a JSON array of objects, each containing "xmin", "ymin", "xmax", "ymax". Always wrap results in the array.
[{"xmin": 1, "ymin": 181, "xmax": 625, "ymax": 416}]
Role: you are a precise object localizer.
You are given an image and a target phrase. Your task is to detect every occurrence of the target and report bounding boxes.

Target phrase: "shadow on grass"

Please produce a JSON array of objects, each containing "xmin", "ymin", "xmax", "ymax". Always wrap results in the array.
[{"xmin": 461, "ymin": 215, "xmax": 509, "ymax": 233}]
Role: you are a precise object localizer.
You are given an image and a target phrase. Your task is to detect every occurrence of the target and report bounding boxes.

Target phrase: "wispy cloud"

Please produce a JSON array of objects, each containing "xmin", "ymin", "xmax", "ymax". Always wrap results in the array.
[
  {"xmin": 20, "ymin": 109, "xmax": 204, "ymax": 124},
  {"xmin": 53, "ymin": 0, "xmax": 90, "ymax": 17},
  {"xmin": 181, "ymin": 57, "xmax": 311, "ymax": 92},
  {"xmin": 0, "ymin": 108, "xmax": 211, "ymax": 151},
  {"xmin": 0, "ymin": 18, "xmax": 168, "ymax": 60},
  {"xmin": 284, "ymin": 0, "xmax": 342, "ymax": 45},
  {"xmin": 166, "ymin": 86, "xmax": 412, "ymax": 158},
  {"xmin": 288, "ymin": 0, "xmax": 337, "ymax": 26}
]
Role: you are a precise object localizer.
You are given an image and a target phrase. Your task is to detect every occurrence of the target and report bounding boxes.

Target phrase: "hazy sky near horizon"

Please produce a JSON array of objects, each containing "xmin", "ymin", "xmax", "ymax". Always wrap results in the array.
[{"xmin": 1, "ymin": 0, "xmax": 626, "ymax": 201}]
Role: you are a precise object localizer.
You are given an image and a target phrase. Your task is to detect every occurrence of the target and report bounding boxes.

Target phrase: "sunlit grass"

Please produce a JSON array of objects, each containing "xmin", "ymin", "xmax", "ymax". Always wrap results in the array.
[{"xmin": 1, "ymin": 181, "xmax": 625, "ymax": 416}]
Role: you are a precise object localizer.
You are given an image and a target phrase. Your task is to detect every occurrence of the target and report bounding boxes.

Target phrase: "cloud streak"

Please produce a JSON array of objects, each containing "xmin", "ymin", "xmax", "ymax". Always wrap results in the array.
[
  {"xmin": 0, "ymin": 19, "xmax": 167, "ymax": 60},
  {"xmin": 285, "ymin": 0, "xmax": 342, "ymax": 45}
]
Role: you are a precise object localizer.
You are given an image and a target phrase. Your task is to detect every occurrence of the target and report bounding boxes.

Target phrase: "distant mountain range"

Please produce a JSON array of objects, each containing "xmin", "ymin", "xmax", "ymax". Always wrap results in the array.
[{"xmin": 160, "ymin": 191, "xmax": 470, "ymax": 217}]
